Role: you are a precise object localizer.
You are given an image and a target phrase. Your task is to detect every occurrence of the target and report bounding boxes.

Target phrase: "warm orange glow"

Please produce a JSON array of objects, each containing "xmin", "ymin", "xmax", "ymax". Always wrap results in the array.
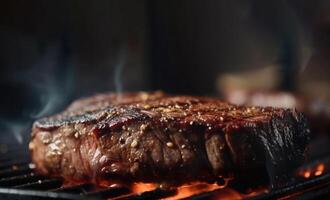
[
  {"xmin": 98, "ymin": 180, "xmax": 115, "ymax": 188},
  {"xmin": 314, "ymin": 164, "xmax": 325, "ymax": 176},
  {"xmin": 111, "ymin": 183, "xmax": 268, "ymax": 200},
  {"xmin": 91, "ymin": 180, "xmax": 269, "ymax": 200},
  {"xmin": 131, "ymin": 182, "xmax": 158, "ymax": 194},
  {"xmin": 93, "ymin": 176, "xmax": 269, "ymax": 199},
  {"xmin": 212, "ymin": 188, "xmax": 243, "ymax": 200},
  {"xmin": 303, "ymin": 171, "xmax": 311, "ymax": 178},
  {"xmin": 163, "ymin": 182, "xmax": 226, "ymax": 200},
  {"xmin": 242, "ymin": 188, "xmax": 269, "ymax": 198},
  {"xmin": 134, "ymin": 181, "xmax": 267, "ymax": 200},
  {"xmin": 298, "ymin": 162, "xmax": 327, "ymax": 179}
]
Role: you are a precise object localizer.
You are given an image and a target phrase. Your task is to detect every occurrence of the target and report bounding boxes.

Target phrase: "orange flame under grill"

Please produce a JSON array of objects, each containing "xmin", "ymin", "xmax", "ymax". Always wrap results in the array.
[
  {"xmin": 163, "ymin": 182, "xmax": 226, "ymax": 200},
  {"xmin": 298, "ymin": 163, "xmax": 327, "ymax": 179},
  {"xmin": 121, "ymin": 181, "xmax": 268, "ymax": 200}
]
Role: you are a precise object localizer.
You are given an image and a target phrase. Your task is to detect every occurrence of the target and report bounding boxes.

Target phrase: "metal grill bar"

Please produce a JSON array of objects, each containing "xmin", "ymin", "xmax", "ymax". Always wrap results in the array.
[
  {"xmin": 53, "ymin": 183, "xmax": 94, "ymax": 194},
  {"xmin": 296, "ymin": 185, "xmax": 330, "ymax": 200},
  {"xmin": 0, "ymin": 188, "xmax": 94, "ymax": 200},
  {"xmin": 246, "ymin": 174, "xmax": 330, "ymax": 200},
  {"xmin": 85, "ymin": 187, "xmax": 131, "ymax": 199},
  {"xmin": 14, "ymin": 178, "xmax": 63, "ymax": 190},
  {"xmin": 1, "ymin": 137, "xmax": 330, "ymax": 199},
  {"xmin": 119, "ymin": 188, "xmax": 177, "ymax": 200},
  {"xmin": 0, "ymin": 165, "xmax": 32, "ymax": 179},
  {"xmin": 0, "ymin": 173, "xmax": 45, "ymax": 187}
]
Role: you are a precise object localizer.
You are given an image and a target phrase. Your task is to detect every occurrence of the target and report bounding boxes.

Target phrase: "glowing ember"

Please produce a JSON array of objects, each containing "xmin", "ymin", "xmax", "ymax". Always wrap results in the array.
[
  {"xmin": 314, "ymin": 164, "xmax": 325, "ymax": 176},
  {"xmin": 61, "ymin": 180, "xmax": 270, "ymax": 200},
  {"xmin": 163, "ymin": 183, "xmax": 225, "ymax": 200},
  {"xmin": 303, "ymin": 171, "xmax": 311, "ymax": 178},
  {"xmin": 131, "ymin": 182, "xmax": 158, "ymax": 194},
  {"xmin": 90, "ymin": 176, "xmax": 269, "ymax": 199},
  {"xmin": 297, "ymin": 162, "xmax": 327, "ymax": 179},
  {"xmin": 125, "ymin": 181, "xmax": 268, "ymax": 200}
]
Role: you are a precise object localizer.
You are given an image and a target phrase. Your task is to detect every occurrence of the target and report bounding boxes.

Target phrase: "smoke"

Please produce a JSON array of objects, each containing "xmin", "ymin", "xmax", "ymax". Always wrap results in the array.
[
  {"xmin": 28, "ymin": 44, "xmax": 73, "ymax": 118},
  {"xmin": 299, "ymin": 46, "xmax": 313, "ymax": 75},
  {"xmin": 0, "ymin": 121, "xmax": 30, "ymax": 144},
  {"xmin": 114, "ymin": 44, "xmax": 128, "ymax": 98},
  {"xmin": 1, "ymin": 39, "xmax": 73, "ymax": 144}
]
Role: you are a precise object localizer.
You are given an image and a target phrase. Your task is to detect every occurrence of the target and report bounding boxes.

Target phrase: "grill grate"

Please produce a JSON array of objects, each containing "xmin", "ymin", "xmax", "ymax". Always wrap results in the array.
[
  {"xmin": 0, "ymin": 140, "xmax": 330, "ymax": 199},
  {"xmin": 119, "ymin": 188, "xmax": 177, "ymax": 200}
]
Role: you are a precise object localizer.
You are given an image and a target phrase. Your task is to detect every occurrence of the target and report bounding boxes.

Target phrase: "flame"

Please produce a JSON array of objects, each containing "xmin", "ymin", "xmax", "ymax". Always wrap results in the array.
[
  {"xmin": 131, "ymin": 182, "xmax": 158, "ymax": 194},
  {"xmin": 314, "ymin": 164, "xmax": 325, "ymax": 176},
  {"xmin": 298, "ymin": 163, "xmax": 326, "ymax": 179},
  {"xmin": 163, "ymin": 182, "xmax": 267, "ymax": 200},
  {"xmin": 125, "ymin": 181, "xmax": 267, "ymax": 200},
  {"xmin": 62, "ymin": 179, "xmax": 269, "ymax": 200},
  {"xmin": 95, "ymin": 176, "xmax": 268, "ymax": 199},
  {"xmin": 303, "ymin": 171, "xmax": 311, "ymax": 178},
  {"xmin": 163, "ymin": 182, "xmax": 226, "ymax": 200}
]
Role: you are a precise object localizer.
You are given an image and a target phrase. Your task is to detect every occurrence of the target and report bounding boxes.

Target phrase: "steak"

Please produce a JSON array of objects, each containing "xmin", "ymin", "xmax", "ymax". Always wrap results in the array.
[{"xmin": 29, "ymin": 92, "xmax": 310, "ymax": 187}]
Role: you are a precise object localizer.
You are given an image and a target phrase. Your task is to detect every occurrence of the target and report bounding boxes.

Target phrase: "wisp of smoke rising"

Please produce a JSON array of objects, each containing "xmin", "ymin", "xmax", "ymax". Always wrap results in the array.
[
  {"xmin": 299, "ymin": 47, "xmax": 313, "ymax": 75},
  {"xmin": 3, "ymin": 41, "xmax": 73, "ymax": 144},
  {"xmin": 28, "ymin": 44, "xmax": 73, "ymax": 118},
  {"xmin": 114, "ymin": 45, "xmax": 128, "ymax": 99},
  {"xmin": 0, "ymin": 121, "xmax": 30, "ymax": 144}
]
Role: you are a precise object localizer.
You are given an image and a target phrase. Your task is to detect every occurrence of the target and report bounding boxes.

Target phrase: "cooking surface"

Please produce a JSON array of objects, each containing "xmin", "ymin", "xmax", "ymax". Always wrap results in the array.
[
  {"xmin": 29, "ymin": 93, "xmax": 309, "ymax": 189},
  {"xmin": 1, "ymin": 134, "xmax": 330, "ymax": 199},
  {"xmin": 1, "ymin": 1, "xmax": 330, "ymax": 199}
]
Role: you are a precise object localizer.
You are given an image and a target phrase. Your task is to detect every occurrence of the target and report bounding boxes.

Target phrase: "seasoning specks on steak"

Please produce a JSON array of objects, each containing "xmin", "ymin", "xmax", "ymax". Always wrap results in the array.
[{"xmin": 29, "ymin": 92, "xmax": 310, "ymax": 187}]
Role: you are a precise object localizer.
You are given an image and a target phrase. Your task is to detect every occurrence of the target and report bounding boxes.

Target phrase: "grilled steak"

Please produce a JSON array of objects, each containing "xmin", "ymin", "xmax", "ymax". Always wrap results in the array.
[{"xmin": 29, "ymin": 92, "xmax": 310, "ymax": 187}]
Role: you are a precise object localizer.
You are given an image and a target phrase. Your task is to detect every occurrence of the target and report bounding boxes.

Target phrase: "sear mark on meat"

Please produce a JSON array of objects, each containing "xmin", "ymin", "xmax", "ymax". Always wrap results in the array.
[{"xmin": 29, "ymin": 91, "xmax": 310, "ymax": 187}]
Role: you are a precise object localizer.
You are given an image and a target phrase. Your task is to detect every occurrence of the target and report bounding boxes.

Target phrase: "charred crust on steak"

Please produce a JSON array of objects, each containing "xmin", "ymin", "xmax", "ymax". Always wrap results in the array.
[
  {"xmin": 30, "ymin": 92, "xmax": 311, "ymax": 187},
  {"xmin": 34, "ymin": 95, "xmax": 280, "ymax": 132}
]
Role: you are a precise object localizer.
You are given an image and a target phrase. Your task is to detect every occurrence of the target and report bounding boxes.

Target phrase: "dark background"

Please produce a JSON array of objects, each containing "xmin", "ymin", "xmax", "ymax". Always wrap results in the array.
[{"xmin": 0, "ymin": 0, "xmax": 329, "ymax": 142}]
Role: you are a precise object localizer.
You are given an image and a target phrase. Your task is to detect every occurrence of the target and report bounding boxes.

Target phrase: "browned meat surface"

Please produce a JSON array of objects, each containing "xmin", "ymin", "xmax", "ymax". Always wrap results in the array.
[
  {"xmin": 226, "ymin": 90, "xmax": 330, "ymax": 137},
  {"xmin": 29, "ymin": 92, "xmax": 310, "ymax": 187},
  {"xmin": 66, "ymin": 91, "xmax": 166, "ymax": 113}
]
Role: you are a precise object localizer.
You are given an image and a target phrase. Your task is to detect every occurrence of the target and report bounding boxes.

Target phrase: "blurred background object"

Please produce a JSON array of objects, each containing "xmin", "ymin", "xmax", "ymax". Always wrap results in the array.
[{"xmin": 0, "ymin": 0, "xmax": 330, "ymax": 142}]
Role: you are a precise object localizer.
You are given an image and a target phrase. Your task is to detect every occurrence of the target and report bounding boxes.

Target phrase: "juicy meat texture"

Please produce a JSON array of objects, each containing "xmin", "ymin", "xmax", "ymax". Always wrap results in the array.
[{"xmin": 29, "ymin": 92, "xmax": 310, "ymax": 186}]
